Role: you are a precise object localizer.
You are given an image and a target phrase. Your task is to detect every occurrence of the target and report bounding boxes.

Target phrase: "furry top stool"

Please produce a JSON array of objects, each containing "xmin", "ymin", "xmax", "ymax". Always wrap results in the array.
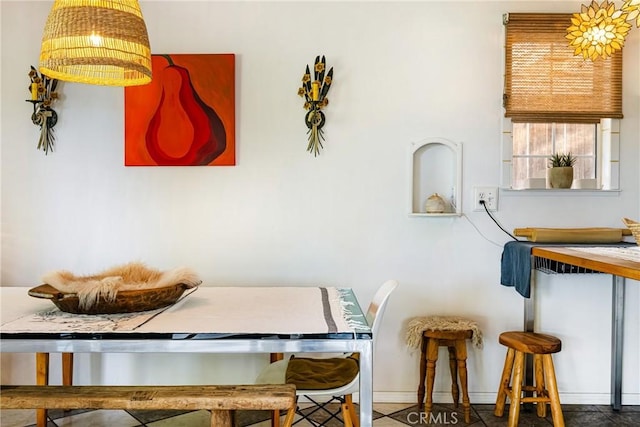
[{"xmin": 406, "ymin": 316, "xmax": 483, "ymax": 424}]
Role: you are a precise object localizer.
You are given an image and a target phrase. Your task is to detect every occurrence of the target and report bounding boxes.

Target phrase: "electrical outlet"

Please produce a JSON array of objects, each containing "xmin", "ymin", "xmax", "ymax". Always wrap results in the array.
[{"xmin": 474, "ymin": 187, "xmax": 498, "ymax": 211}]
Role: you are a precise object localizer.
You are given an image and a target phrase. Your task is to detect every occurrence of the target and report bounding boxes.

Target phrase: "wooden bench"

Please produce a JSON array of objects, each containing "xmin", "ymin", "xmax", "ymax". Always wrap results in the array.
[{"xmin": 0, "ymin": 384, "xmax": 297, "ymax": 427}]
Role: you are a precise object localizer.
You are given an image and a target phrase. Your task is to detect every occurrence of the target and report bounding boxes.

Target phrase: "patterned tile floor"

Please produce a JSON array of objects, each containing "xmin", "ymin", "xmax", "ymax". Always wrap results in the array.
[{"xmin": 1, "ymin": 402, "xmax": 639, "ymax": 426}]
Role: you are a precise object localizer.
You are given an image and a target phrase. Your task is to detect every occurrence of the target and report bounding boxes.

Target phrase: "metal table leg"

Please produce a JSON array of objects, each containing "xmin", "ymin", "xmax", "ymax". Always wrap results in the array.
[
  {"xmin": 611, "ymin": 275, "xmax": 625, "ymax": 411},
  {"xmin": 523, "ymin": 268, "xmax": 535, "ymax": 408},
  {"xmin": 359, "ymin": 340, "xmax": 373, "ymax": 426}
]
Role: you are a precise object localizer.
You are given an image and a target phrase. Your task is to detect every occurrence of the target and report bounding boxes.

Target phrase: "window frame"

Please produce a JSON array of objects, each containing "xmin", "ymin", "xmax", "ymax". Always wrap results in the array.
[{"xmin": 501, "ymin": 118, "xmax": 619, "ymax": 191}]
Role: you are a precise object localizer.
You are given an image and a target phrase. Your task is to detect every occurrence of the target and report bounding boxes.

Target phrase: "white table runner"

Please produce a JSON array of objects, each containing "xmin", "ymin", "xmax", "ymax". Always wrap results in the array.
[{"xmin": 142, "ymin": 286, "xmax": 364, "ymax": 334}]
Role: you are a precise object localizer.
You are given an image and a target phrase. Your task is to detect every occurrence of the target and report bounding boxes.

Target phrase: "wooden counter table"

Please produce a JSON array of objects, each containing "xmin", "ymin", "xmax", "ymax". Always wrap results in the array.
[{"xmin": 530, "ymin": 245, "xmax": 640, "ymax": 410}]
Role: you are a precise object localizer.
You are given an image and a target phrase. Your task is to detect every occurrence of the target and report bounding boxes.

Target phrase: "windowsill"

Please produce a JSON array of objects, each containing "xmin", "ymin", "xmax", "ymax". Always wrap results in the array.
[{"xmin": 501, "ymin": 188, "xmax": 621, "ymax": 196}]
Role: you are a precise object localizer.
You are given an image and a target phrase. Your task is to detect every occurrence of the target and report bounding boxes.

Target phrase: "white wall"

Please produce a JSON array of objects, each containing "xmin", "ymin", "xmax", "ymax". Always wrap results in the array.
[{"xmin": 1, "ymin": 1, "xmax": 639, "ymax": 405}]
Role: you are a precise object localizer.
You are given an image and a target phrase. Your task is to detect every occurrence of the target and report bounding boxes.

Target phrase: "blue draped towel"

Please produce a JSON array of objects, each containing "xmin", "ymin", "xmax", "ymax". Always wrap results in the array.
[{"xmin": 501, "ymin": 241, "xmax": 537, "ymax": 298}]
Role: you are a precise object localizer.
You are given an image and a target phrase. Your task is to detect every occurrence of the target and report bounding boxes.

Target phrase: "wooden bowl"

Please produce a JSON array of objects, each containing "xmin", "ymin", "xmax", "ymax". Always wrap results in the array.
[{"xmin": 28, "ymin": 283, "xmax": 192, "ymax": 314}]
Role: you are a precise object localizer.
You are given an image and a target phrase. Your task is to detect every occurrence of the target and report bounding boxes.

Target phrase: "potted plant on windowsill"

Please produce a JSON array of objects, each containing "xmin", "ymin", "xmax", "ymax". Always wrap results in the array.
[{"xmin": 547, "ymin": 152, "xmax": 576, "ymax": 188}]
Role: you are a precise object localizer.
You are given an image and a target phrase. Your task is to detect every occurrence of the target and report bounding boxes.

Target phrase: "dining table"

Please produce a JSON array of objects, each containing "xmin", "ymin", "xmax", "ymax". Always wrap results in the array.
[
  {"xmin": 0, "ymin": 285, "xmax": 374, "ymax": 425},
  {"xmin": 504, "ymin": 243, "xmax": 640, "ymax": 411}
]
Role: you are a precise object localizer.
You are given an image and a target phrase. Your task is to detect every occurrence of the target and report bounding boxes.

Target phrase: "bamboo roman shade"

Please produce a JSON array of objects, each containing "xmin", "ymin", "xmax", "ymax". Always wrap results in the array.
[{"xmin": 504, "ymin": 13, "xmax": 623, "ymax": 123}]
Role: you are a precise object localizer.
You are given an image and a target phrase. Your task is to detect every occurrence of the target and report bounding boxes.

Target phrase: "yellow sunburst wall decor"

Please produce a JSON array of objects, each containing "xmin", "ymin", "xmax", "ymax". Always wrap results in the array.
[
  {"xmin": 567, "ymin": 0, "xmax": 639, "ymax": 60},
  {"xmin": 297, "ymin": 56, "xmax": 333, "ymax": 157}
]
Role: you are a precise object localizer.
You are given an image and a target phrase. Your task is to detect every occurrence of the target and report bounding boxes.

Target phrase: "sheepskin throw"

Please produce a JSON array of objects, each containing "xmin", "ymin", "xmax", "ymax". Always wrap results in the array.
[
  {"xmin": 41, "ymin": 262, "xmax": 201, "ymax": 310},
  {"xmin": 406, "ymin": 316, "xmax": 483, "ymax": 349}
]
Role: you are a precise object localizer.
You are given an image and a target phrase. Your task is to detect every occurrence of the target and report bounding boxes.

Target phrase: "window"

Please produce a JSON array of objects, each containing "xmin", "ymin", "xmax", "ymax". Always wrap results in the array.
[
  {"xmin": 511, "ymin": 122, "xmax": 597, "ymax": 189},
  {"xmin": 501, "ymin": 13, "xmax": 622, "ymax": 190}
]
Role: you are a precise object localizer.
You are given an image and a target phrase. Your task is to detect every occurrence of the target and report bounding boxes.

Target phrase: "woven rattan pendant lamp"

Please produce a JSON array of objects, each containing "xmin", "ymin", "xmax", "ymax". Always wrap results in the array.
[{"xmin": 39, "ymin": 0, "xmax": 152, "ymax": 86}]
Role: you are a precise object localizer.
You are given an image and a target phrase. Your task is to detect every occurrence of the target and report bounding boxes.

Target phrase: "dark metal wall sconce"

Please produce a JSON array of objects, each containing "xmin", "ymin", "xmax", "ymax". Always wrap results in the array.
[
  {"xmin": 298, "ymin": 56, "xmax": 333, "ymax": 156},
  {"xmin": 26, "ymin": 66, "xmax": 59, "ymax": 155}
]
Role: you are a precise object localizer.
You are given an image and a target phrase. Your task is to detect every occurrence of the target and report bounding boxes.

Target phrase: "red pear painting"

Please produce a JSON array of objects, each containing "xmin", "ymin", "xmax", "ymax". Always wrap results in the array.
[{"xmin": 125, "ymin": 54, "xmax": 235, "ymax": 166}]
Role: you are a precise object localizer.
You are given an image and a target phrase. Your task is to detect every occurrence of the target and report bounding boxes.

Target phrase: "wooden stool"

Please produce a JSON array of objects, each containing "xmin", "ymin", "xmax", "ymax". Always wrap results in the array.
[
  {"xmin": 418, "ymin": 328, "xmax": 473, "ymax": 423},
  {"xmin": 494, "ymin": 331, "xmax": 564, "ymax": 427}
]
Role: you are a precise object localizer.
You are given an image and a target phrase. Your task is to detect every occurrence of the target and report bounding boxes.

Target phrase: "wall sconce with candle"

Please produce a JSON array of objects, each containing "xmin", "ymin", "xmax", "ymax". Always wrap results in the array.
[
  {"xmin": 26, "ymin": 66, "xmax": 59, "ymax": 155},
  {"xmin": 298, "ymin": 56, "xmax": 333, "ymax": 156}
]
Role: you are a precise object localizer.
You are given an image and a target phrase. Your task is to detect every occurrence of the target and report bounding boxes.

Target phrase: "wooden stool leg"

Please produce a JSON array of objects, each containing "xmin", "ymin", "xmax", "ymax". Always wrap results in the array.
[
  {"xmin": 417, "ymin": 335, "xmax": 428, "ymax": 405},
  {"xmin": 542, "ymin": 354, "xmax": 565, "ymax": 427},
  {"xmin": 35, "ymin": 352, "xmax": 49, "ymax": 427},
  {"xmin": 62, "ymin": 352, "xmax": 73, "ymax": 385},
  {"xmin": 210, "ymin": 410, "xmax": 233, "ymax": 427},
  {"xmin": 270, "ymin": 410, "xmax": 280, "ymax": 427},
  {"xmin": 274, "ymin": 394, "xmax": 298, "ymax": 427},
  {"xmin": 507, "ymin": 351, "xmax": 525, "ymax": 427},
  {"xmin": 454, "ymin": 339, "xmax": 470, "ymax": 423},
  {"xmin": 534, "ymin": 353, "xmax": 547, "ymax": 418},
  {"xmin": 282, "ymin": 407, "xmax": 296, "ymax": 427},
  {"xmin": 346, "ymin": 394, "xmax": 359, "ymax": 427},
  {"xmin": 447, "ymin": 346, "xmax": 460, "ymax": 407},
  {"xmin": 494, "ymin": 347, "xmax": 515, "ymax": 417},
  {"xmin": 424, "ymin": 338, "xmax": 439, "ymax": 417}
]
